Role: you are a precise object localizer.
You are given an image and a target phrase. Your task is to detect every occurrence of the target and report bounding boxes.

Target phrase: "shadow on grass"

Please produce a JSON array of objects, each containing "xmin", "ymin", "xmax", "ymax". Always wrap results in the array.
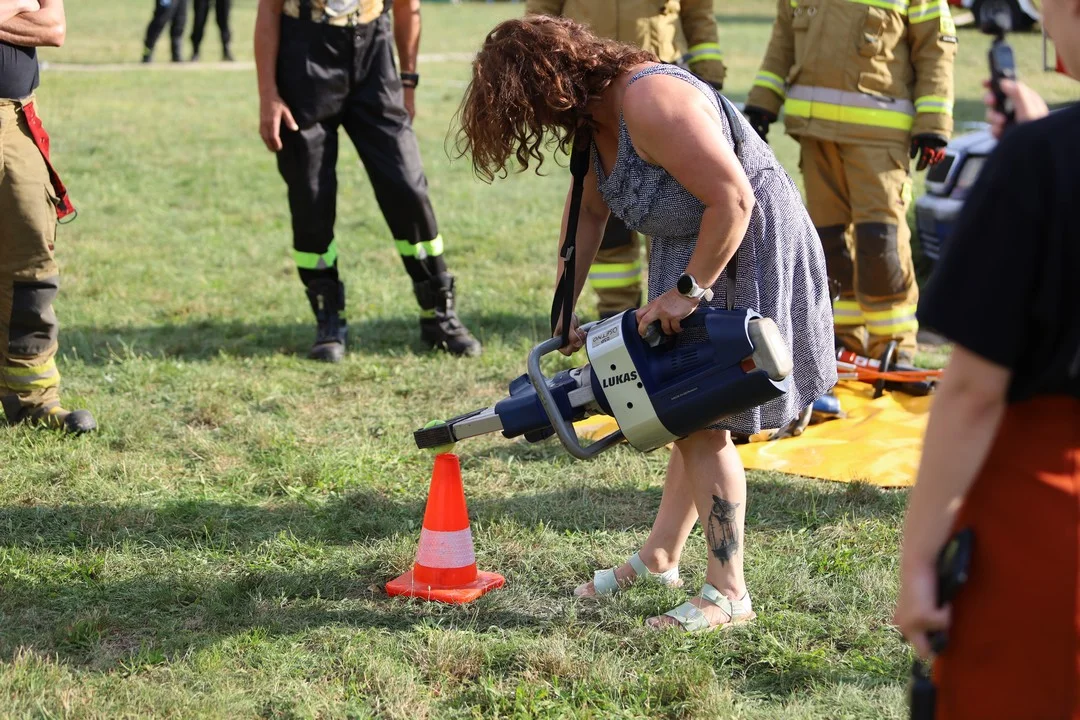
[
  {"xmin": 0, "ymin": 479, "xmax": 907, "ymax": 683},
  {"xmin": 0, "ymin": 561, "xmax": 546, "ymax": 667},
  {"xmin": 0, "ymin": 476, "xmax": 905, "ymax": 553},
  {"xmin": 63, "ymin": 311, "xmax": 549, "ymax": 363}
]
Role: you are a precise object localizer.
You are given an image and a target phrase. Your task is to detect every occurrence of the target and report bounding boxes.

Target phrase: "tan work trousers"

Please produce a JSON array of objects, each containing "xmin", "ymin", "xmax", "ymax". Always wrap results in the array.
[
  {"xmin": 800, "ymin": 138, "xmax": 919, "ymax": 358},
  {"xmin": 0, "ymin": 97, "xmax": 62, "ymax": 417},
  {"xmin": 589, "ymin": 215, "xmax": 645, "ymax": 318}
]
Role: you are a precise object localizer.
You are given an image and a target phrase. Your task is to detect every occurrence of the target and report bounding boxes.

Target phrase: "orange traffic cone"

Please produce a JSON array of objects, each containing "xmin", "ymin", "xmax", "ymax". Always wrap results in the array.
[{"xmin": 386, "ymin": 453, "xmax": 505, "ymax": 603}]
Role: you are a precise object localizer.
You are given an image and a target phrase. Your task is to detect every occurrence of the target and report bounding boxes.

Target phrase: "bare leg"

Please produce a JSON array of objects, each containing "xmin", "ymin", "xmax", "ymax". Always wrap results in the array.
[
  {"xmin": 575, "ymin": 444, "xmax": 700, "ymax": 595},
  {"xmin": 647, "ymin": 428, "xmax": 749, "ymax": 627}
]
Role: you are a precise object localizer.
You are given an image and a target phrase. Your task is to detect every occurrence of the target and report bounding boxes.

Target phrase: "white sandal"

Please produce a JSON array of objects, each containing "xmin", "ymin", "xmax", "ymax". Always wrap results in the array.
[
  {"xmin": 574, "ymin": 552, "xmax": 681, "ymax": 598},
  {"xmin": 651, "ymin": 583, "xmax": 755, "ymax": 632}
]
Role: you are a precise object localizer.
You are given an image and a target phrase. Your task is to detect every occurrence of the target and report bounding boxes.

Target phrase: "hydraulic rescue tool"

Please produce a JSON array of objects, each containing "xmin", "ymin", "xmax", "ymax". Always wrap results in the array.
[
  {"xmin": 417, "ymin": 94, "xmax": 793, "ymax": 459},
  {"xmin": 413, "ymin": 307, "xmax": 793, "ymax": 460}
]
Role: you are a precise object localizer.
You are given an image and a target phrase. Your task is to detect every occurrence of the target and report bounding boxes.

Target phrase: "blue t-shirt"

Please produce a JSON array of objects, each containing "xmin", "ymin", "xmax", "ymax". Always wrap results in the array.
[{"xmin": 0, "ymin": 40, "xmax": 40, "ymax": 100}]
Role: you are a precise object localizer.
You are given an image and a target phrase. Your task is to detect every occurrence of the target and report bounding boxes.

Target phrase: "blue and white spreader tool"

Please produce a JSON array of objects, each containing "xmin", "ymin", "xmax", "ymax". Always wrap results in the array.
[{"xmin": 413, "ymin": 308, "xmax": 793, "ymax": 460}]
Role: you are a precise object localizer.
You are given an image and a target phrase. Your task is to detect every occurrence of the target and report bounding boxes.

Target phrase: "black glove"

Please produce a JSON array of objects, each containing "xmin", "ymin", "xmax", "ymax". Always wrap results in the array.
[
  {"xmin": 744, "ymin": 106, "xmax": 777, "ymax": 143},
  {"xmin": 910, "ymin": 133, "xmax": 948, "ymax": 172}
]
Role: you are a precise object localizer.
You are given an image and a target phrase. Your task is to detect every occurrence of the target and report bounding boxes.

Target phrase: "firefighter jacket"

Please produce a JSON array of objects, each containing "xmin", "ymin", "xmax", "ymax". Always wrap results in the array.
[
  {"xmin": 746, "ymin": 0, "xmax": 957, "ymax": 146},
  {"xmin": 525, "ymin": 0, "xmax": 726, "ymax": 88}
]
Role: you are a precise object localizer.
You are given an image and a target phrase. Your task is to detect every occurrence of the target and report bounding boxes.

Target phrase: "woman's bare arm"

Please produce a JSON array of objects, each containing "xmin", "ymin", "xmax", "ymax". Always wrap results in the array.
[{"xmin": 623, "ymin": 75, "xmax": 753, "ymax": 290}]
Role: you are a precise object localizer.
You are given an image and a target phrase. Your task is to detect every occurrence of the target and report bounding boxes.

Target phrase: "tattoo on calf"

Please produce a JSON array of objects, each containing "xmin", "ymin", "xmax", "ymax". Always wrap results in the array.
[{"xmin": 706, "ymin": 495, "xmax": 740, "ymax": 564}]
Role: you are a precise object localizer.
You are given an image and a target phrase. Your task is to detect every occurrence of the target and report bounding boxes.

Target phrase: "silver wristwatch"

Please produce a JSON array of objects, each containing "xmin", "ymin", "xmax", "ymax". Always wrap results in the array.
[{"xmin": 677, "ymin": 273, "xmax": 714, "ymax": 302}]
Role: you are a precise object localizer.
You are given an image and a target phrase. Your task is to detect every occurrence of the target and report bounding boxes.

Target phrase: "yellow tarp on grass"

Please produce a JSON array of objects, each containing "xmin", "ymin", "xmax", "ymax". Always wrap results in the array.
[{"xmin": 574, "ymin": 381, "xmax": 931, "ymax": 488}]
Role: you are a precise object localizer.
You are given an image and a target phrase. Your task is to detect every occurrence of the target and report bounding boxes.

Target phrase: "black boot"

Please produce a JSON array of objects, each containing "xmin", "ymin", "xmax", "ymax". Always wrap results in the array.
[
  {"xmin": 414, "ymin": 273, "xmax": 482, "ymax": 357},
  {"xmin": 2, "ymin": 395, "xmax": 97, "ymax": 435},
  {"xmin": 141, "ymin": 46, "xmax": 153, "ymax": 63},
  {"xmin": 190, "ymin": 43, "xmax": 200, "ymax": 62},
  {"xmin": 305, "ymin": 279, "xmax": 348, "ymax": 363},
  {"xmin": 171, "ymin": 39, "xmax": 183, "ymax": 62},
  {"xmin": 222, "ymin": 43, "xmax": 234, "ymax": 62}
]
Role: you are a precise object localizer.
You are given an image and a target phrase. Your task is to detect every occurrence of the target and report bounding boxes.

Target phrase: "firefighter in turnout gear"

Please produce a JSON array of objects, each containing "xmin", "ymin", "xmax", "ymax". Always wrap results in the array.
[
  {"xmin": 1, "ymin": 0, "xmax": 96, "ymax": 433},
  {"xmin": 255, "ymin": 0, "xmax": 482, "ymax": 361},
  {"xmin": 525, "ymin": 0, "xmax": 726, "ymax": 318},
  {"xmin": 745, "ymin": 0, "xmax": 956, "ymax": 359}
]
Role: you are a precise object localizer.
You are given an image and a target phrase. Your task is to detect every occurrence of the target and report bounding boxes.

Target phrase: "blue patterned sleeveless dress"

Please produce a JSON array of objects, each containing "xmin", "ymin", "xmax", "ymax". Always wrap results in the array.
[{"xmin": 593, "ymin": 65, "xmax": 836, "ymax": 435}]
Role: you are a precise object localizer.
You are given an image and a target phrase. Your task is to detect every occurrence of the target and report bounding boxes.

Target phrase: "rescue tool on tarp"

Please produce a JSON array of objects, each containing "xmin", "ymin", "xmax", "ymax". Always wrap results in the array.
[{"xmin": 413, "ymin": 307, "xmax": 794, "ymax": 460}]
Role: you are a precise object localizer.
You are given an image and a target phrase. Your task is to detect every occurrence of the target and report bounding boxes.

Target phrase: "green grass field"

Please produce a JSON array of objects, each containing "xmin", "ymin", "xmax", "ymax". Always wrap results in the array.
[{"xmin": 2, "ymin": 2, "xmax": 1076, "ymax": 717}]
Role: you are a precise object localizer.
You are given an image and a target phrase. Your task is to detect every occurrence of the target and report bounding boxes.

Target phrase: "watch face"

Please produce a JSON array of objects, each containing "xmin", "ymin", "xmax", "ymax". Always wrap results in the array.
[{"xmin": 677, "ymin": 274, "xmax": 694, "ymax": 295}]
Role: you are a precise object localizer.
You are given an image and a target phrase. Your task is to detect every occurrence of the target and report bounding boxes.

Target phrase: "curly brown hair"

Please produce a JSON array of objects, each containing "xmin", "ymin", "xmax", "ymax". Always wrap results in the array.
[{"xmin": 454, "ymin": 17, "xmax": 655, "ymax": 182}]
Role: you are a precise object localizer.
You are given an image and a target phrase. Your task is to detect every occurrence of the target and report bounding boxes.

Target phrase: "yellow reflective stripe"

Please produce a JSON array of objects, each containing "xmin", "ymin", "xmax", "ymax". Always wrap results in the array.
[
  {"xmin": 1, "ymin": 359, "xmax": 60, "ymax": 390},
  {"xmin": 6, "ymin": 377, "xmax": 60, "ymax": 390},
  {"xmin": 590, "ymin": 278, "xmax": 641, "ymax": 289},
  {"xmin": 396, "ymin": 234, "xmax": 444, "ymax": 259},
  {"xmin": 848, "ymin": 0, "xmax": 909, "ymax": 13},
  {"xmin": 753, "ymin": 71, "xmax": 786, "ymax": 98},
  {"xmin": 785, "ymin": 98, "xmax": 914, "ymax": 131},
  {"xmin": 832, "ymin": 300, "xmax": 864, "ymax": 326},
  {"xmin": 915, "ymin": 95, "xmax": 953, "ymax": 114},
  {"xmin": 685, "ymin": 42, "xmax": 724, "ymax": 64},
  {"xmin": 866, "ymin": 318, "xmax": 919, "ymax": 335},
  {"xmin": 864, "ymin": 306, "xmax": 919, "ymax": 335},
  {"xmin": 294, "ymin": 239, "xmax": 338, "ymax": 270},
  {"xmin": 589, "ymin": 260, "xmax": 642, "ymax": 289},
  {"xmin": 2, "ymin": 360, "xmax": 57, "ymax": 377},
  {"xmin": 908, "ymin": 0, "xmax": 948, "ymax": 22}
]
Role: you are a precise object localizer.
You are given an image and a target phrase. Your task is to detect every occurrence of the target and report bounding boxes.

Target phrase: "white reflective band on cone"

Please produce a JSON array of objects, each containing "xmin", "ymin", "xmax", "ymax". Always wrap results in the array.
[{"xmin": 415, "ymin": 527, "xmax": 476, "ymax": 569}]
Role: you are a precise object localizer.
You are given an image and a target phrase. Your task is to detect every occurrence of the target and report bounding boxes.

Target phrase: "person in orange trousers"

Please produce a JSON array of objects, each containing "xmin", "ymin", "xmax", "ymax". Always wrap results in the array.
[{"xmin": 893, "ymin": 2, "xmax": 1080, "ymax": 714}]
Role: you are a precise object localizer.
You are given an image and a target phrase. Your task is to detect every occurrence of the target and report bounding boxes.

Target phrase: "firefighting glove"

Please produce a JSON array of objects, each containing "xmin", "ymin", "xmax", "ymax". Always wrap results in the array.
[
  {"xmin": 744, "ymin": 106, "xmax": 777, "ymax": 143},
  {"xmin": 910, "ymin": 133, "xmax": 949, "ymax": 172}
]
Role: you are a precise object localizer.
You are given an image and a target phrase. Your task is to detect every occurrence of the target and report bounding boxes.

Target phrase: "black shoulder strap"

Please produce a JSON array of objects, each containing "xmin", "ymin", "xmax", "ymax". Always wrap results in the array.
[
  {"xmin": 550, "ymin": 129, "xmax": 593, "ymax": 346},
  {"xmin": 716, "ymin": 91, "xmax": 745, "ymax": 311},
  {"xmin": 299, "ymin": 0, "xmax": 312, "ymax": 18},
  {"xmin": 549, "ymin": 92, "xmax": 746, "ymax": 329}
]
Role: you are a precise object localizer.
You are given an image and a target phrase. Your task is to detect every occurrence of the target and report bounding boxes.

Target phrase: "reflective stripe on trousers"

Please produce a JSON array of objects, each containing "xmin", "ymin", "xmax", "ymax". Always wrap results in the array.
[
  {"xmin": 832, "ymin": 299, "xmax": 864, "ymax": 327},
  {"xmin": 294, "ymin": 238, "xmax": 339, "ymax": 270},
  {"xmin": 588, "ymin": 259, "xmax": 642, "ymax": 289},
  {"xmin": 396, "ymin": 234, "xmax": 444, "ymax": 259},
  {"xmin": 864, "ymin": 305, "xmax": 918, "ymax": 336},
  {"xmin": 0, "ymin": 358, "xmax": 60, "ymax": 391}
]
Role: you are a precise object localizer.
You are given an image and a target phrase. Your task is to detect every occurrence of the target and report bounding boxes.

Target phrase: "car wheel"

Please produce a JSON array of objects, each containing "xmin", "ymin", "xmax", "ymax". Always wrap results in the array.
[{"xmin": 972, "ymin": 0, "xmax": 1036, "ymax": 31}]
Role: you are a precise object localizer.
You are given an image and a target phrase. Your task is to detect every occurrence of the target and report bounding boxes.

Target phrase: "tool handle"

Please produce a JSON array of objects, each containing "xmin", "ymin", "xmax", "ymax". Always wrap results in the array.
[{"xmin": 527, "ymin": 335, "xmax": 624, "ymax": 460}]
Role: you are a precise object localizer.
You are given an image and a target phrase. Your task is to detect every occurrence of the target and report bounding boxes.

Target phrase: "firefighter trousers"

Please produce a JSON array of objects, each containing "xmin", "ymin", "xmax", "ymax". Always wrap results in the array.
[
  {"xmin": 275, "ymin": 13, "xmax": 445, "ymax": 291},
  {"xmin": 0, "ymin": 98, "xmax": 62, "ymax": 415},
  {"xmin": 799, "ymin": 138, "xmax": 919, "ymax": 358},
  {"xmin": 191, "ymin": 0, "xmax": 231, "ymax": 53},
  {"xmin": 589, "ymin": 215, "xmax": 644, "ymax": 318},
  {"xmin": 144, "ymin": 0, "xmax": 188, "ymax": 55}
]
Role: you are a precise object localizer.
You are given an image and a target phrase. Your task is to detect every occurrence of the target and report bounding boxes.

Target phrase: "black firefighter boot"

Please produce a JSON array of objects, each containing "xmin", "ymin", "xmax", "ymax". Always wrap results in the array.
[
  {"xmin": 2, "ymin": 395, "xmax": 97, "ymax": 435},
  {"xmin": 305, "ymin": 278, "xmax": 348, "ymax": 363},
  {"xmin": 414, "ymin": 273, "xmax": 482, "ymax": 357}
]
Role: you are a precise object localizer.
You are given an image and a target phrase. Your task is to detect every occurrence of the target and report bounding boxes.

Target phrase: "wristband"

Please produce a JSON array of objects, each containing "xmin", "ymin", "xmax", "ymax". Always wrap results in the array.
[{"xmin": 400, "ymin": 72, "xmax": 419, "ymax": 88}]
